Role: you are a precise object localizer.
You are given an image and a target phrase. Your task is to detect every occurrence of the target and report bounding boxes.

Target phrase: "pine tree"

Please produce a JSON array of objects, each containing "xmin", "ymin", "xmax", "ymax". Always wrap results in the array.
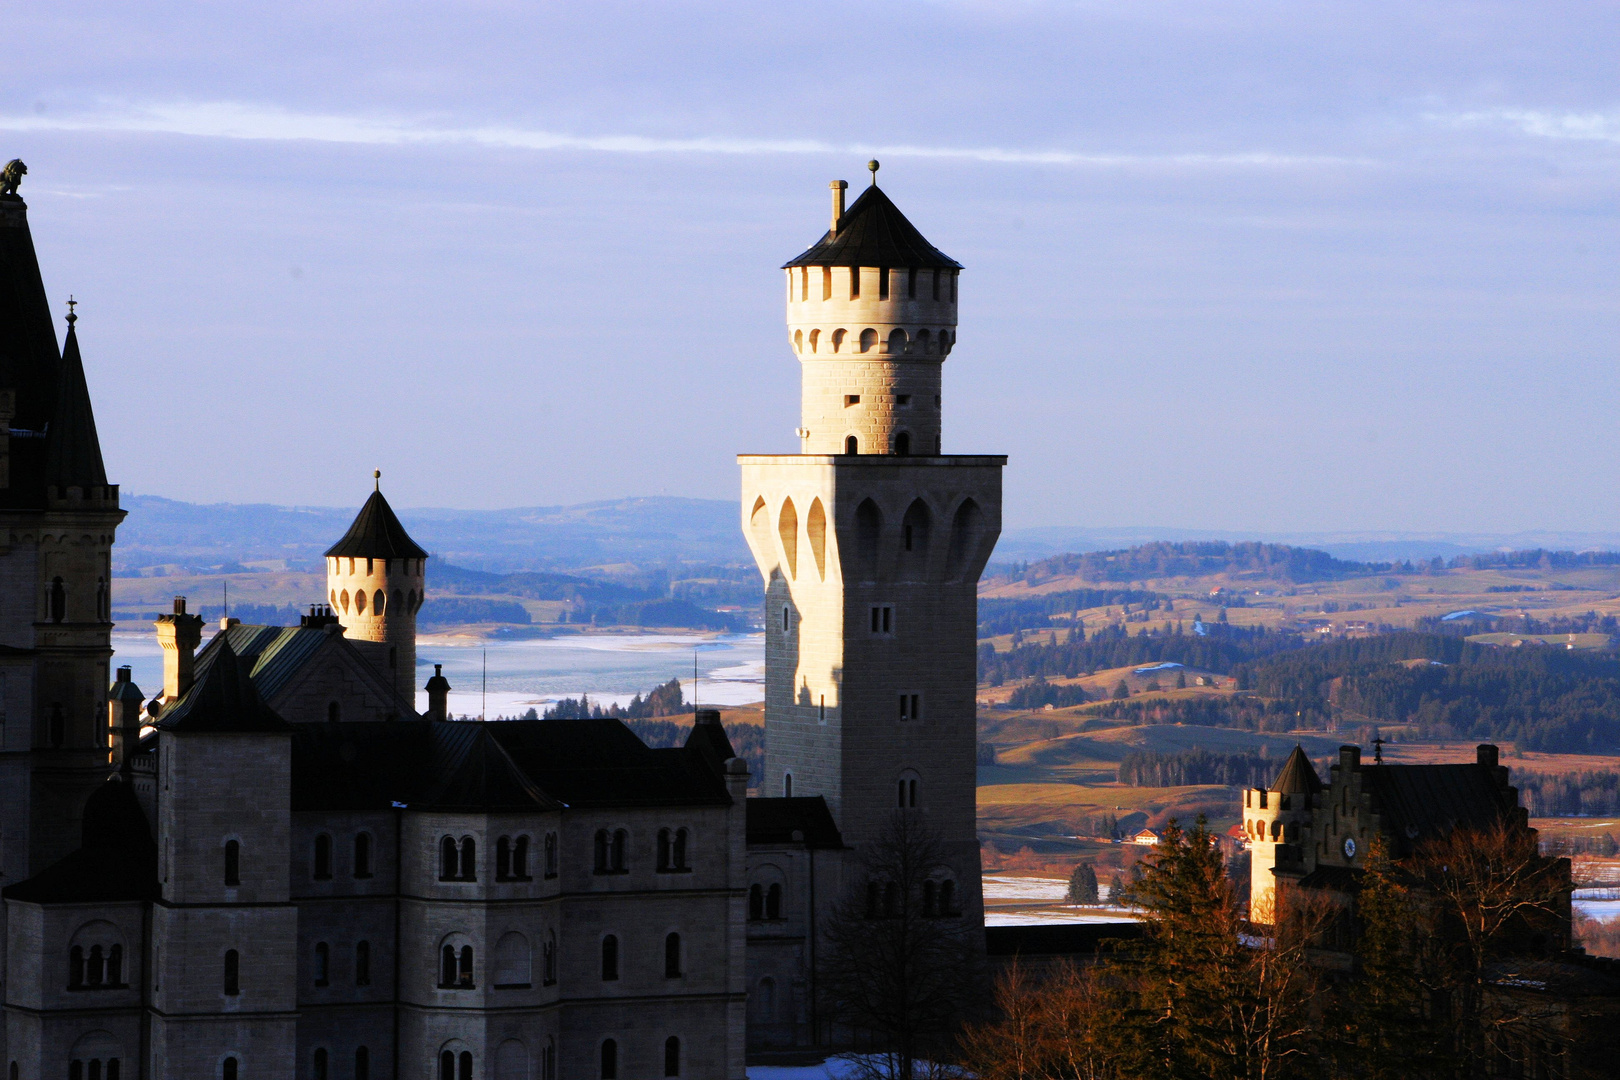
[
  {"xmin": 1112, "ymin": 679, "xmax": 1130, "ymax": 700},
  {"xmin": 1067, "ymin": 862, "xmax": 1099, "ymax": 905},
  {"xmin": 1176, "ymin": 670, "xmax": 1188, "ymax": 689}
]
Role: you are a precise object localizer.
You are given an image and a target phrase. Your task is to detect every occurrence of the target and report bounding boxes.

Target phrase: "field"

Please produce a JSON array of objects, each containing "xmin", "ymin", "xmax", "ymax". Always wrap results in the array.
[{"xmin": 974, "ymin": 555, "xmax": 1620, "ymax": 886}]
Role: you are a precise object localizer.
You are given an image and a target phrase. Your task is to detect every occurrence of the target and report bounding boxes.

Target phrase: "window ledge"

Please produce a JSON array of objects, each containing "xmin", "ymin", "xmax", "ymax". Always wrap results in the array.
[{"xmin": 493, "ymin": 982, "xmax": 532, "ymax": 990}]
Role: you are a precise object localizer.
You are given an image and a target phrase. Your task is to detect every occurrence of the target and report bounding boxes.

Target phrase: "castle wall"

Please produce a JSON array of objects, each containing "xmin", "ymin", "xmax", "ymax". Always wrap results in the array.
[{"xmin": 328, "ymin": 555, "xmax": 423, "ymax": 708}]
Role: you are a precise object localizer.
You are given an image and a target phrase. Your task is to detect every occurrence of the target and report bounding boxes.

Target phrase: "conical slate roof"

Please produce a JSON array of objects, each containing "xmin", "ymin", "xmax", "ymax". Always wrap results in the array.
[
  {"xmin": 158, "ymin": 636, "xmax": 290, "ymax": 733},
  {"xmin": 783, "ymin": 184, "xmax": 960, "ymax": 270},
  {"xmin": 0, "ymin": 192, "xmax": 68, "ymax": 507},
  {"xmin": 1270, "ymin": 745, "xmax": 1323, "ymax": 794},
  {"xmin": 44, "ymin": 320, "xmax": 107, "ymax": 488},
  {"xmin": 325, "ymin": 488, "xmax": 428, "ymax": 560}
]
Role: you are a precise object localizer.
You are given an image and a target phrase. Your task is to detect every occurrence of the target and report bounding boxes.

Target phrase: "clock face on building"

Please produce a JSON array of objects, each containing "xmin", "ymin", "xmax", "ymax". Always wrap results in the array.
[{"xmin": 1343, "ymin": 837, "xmax": 1357, "ymax": 860}]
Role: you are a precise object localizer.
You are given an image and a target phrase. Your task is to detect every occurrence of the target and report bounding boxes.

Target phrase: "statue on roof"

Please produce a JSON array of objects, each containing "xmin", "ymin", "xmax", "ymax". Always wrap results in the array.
[{"xmin": 1, "ymin": 159, "xmax": 25, "ymax": 197}]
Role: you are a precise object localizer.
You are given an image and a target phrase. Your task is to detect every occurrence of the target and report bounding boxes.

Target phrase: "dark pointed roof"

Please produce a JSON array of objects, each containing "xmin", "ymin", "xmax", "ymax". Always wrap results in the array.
[
  {"xmin": 0, "ymin": 194, "xmax": 67, "ymax": 508},
  {"xmin": 158, "ymin": 636, "xmax": 290, "ymax": 733},
  {"xmin": 1, "ymin": 778, "xmax": 159, "ymax": 904},
  {"xmin": 783, "ymin": 185, "xmax": 961, "ymax": 270},
  {"xmin": 44, "ymin": 321, "xmax": 107, "ymax": 488},
  {"xmin": 684, "ymin": 709, "xmax": 736, "ymax": 781},
  {"xmin": 745, "ymin": 796, "xmax": 845, "ymax": 849},
  {"xmin": 418, "ymin": 723, "xmax": 559, "ymax": 812},
  {"xmin": 325, "ymin": 488, "xmax": 428, "ymax": 560},
  {"xmin": 1271, "ymin": 745, "xmax": 1324, "ymax": 794}
]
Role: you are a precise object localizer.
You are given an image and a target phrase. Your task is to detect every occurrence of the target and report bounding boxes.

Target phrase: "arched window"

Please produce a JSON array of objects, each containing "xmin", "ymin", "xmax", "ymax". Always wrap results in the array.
[
  {"xmin": 665, "ymin": 932, "xmax": 682, "ymax": 978},
  {"xmin": 783, "ymin": 772, "xmax": 793, "ymax": 798},
  {"xmin": 392, "ymin": 589, "xmax": 403, "ymax": 615},
  {"xmin": 223, "ymin": 949, "xmax": 240, "ymax": 995},
  {"xmin": 88, "ymin": 945, "xmax": 104, "ymax": 986},
  {"xmin": 885, "ymin": 328, "xmax": 907, "ymax": 354},
  {"xmin": 657, "ymin": 828, "xmax": 671, "ymax": 871},
  {"xmin": 223, "ymin": 1059, "xmax": 238, "ymax": 1080},
  {"xmin": 664, "ymin": 1037, "xmax": 681, "ymax": 1077},
  {"xmin": 673, "ymin": 828, "xmax": 688, "ymax": 870},
  {"xmin": 355, "ymin": 940, "xmax": 371, "ymax": 986},
  {"xmin": 545, "ymin": 832, "xmax": 558, "ymax": 877},
  {"xmin": 459, "ymin": 837, "xmax": 476, "ymax": 881},
  {"xmin": 940, "ymin": 878, "xmax": 957, "ymax": 915},
  {"xmin": 497, "ymin": 836, "xmax": 512, "ymax": 879},
  {"xmin": 314, "ymin": 942, "xmax": 330, "ymax": 986},
  {"xmin": 766, "ymin": 883, "xmax": 782, "ymax": 920},
  {"xmin": 49, "ymin": 577, "xmax": 65, "ymax": 622},
  {"xmin": 460, "ymin": 1052, "xmax": 473, "ymax": 1080},
  {"xmin": 313, "ymin": 833, "xmax": 333, "ymax": 880},
  {"xmin": 601, "ymin": 935, "xmax": 619, "ymax": 981},
  {"xmin": 340, "ymin": 589, "xmax": 350, "ymax": 614},
  {"xmin": 748, "ymin": 884, "xmax": 763, "ymax": 921},
  {"xmin": 313, "ymin": 1048, "xmax": 328, "ymax": 1080},
  {"xmin": 355, "ymin": 589, "xmax": 367, "ymax": 615},
  {"xmin": 355, "ymin": 1047, "xmax": 370, "ymax": 1080},
  {"xmin": 494, "ymin": 931, "xmax": 532, "ymax": 988},
  {"xmin": 373, "ymin": 589, "xmax": 385, "ymax": 615},
  {"xmin": 354, "ymin": 832, "xmax": 372, "ymax": 878},
  {"xmin": 543, "ymin": 930, "xmax": 558, "ymax": 985},
  {"xmin": 108, "ymin": 944, "xmax": 123, "ymax": 986},
  {"xmin": 440, "ymin": 836, "xmax": 458, "ymax": 880},
  {"xmin": 69, "ymin": 945, "xmax": 85, "ymax": 988},
  {"xmin": 600, "ymin": 1039, "xmax": 618, "ymax": 1080},
  {"xmin": 441, "ymin": 945, "xmax": 457, "ymax": 987},
  {"xmin": 859, "ymin": 327, "xmax": 877, "ymax": 352},
  {"xmin": 610, "ymin": 829, "xmax": 627, "ymax": 872},
  {"xmin": 543, "ymin": 1038, "xmax": 557, "ymax": 1080},
  {"xmin": 459, "ymin": 946, "xmax": 474, "ymax": 987},
  {"xmin": 496, "ymin": 1040, "xmax": 528, "ymax": 1080},
  {"xmin": 845, "ymin": 434, "xmax": 859, "ymax": 455},
  {"xmin": 328, "ymin": 701, "xmax": 341, "ymax": 724},
  {"xmin": 224, "ymin": 839, "xmax": 240, "ymax": 886},
  {"xmin": 440, "ymin": 1052, "xmax": 455, "ymax": 1080},
  {"xmin": 893, "ymin": 431, "xmax": 910, "ymax": 456},
  {"xmin": 594, "ymin": 829, "xmax": 610, "ymax": 873},
  {"xmin": 513, "ymin": 835, "xmax": 529, "ymax": 878}
]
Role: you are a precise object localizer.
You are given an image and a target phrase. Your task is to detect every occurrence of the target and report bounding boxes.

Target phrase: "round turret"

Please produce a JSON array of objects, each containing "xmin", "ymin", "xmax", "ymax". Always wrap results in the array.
[
  {"xmin": 325, "ymin": 474, "xmax": 427, "ymax": 710},
  {"xmin": 1245, "ymin": 745, "xmax": 1321, "ymax": 923},
  {"xmin": 784, "ymin": 171, "xmax": 961, "ymax": 457}
]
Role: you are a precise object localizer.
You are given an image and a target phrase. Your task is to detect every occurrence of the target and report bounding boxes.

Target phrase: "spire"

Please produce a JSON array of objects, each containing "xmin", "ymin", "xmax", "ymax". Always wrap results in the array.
[
  {"xmin": 325, "ymin": 483, "xmax": 428, "ymax": 560},
  {"xmin": 44, "ymin": 302, "xmax": 108, "ymax": 488},
  {"xmin": 1270, "ymin": 745, "xmax": 1323, "ymax": 795},
  {"xmin": 0, "ymin": 179, "xmax": 67, "ymax": 506}
]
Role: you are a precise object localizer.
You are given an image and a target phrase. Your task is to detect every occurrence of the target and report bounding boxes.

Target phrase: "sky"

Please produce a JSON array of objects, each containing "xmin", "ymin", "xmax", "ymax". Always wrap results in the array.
[{"xmin": 3, "ymin": 2, "xmax": 1619, "ymax": 534}]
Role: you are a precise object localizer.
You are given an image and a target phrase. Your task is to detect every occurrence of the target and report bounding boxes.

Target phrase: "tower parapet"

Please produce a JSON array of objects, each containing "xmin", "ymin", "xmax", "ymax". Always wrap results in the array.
[
  {"xmin": 783, "ymin": 167, "xmax": 961, "ymax": 457},
  {"xmin": 324, "ymin": 473, "xmax": 427, "ymax": 709}
]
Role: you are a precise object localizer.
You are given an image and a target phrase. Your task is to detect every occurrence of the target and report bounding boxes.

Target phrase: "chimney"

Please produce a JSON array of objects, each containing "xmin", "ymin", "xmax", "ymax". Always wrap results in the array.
[
  {"xmin": 830, "ymin": 180, "xmax": 848, "ymax": 235},
  {"xmin": 1339, "ymin": 744, "xmax": 1361, "ymax": 770},
  {"xmin": 154, "ymin": 596, "xmax": 204, "ymax": 702},
  {"xmin": 695, "ymin": 707, "xmax": 721, "ymax": 727},
  {"xmin": 107, "ymin": 665, "xmax": 145, "ymax": 771},
  {"xmin": 725, "ymin": 756, "xmax": 750, "ymax": 802},
  {"xmin": 1477, "ymin": 743, "xmax": 1500, "ymax": 769},
  {"xmin": 424, "ymin": 663, "xmax": 451, "ymax": 721}
]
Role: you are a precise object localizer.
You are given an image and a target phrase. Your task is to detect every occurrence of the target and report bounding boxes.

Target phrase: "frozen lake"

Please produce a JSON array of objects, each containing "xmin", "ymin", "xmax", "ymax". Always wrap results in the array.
[{"xmin": 110, "ymin": 628, "xmax": 764, "ymax": 717}]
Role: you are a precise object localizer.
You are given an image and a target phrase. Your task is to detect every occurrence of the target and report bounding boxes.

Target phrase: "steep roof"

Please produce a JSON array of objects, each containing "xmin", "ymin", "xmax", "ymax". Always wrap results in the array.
[
  {"xmin": 325, "ymin": 488, "xmax": 428, "ymax": 560},
  {"xmin": 494, "ymin": 719, "xmax": 734, "ymax": 809},
  {"xmin": 745, "ymin": 797, "xmax": 845, "ymax": 849},
  {"xmin": 1363, "ymin": 763, "xmax": 1520, "ymax": 853},
  {"xmin": 0, "ymin": 194, "xmax": 65, "ymax": 508},
  {"xmin": 1270, "ymin": 745, "xmax": 1324, "ymax": 794},
  {"xmin": 783, "ymin": 185, "xmax": 961, "ymax": 270},
  {"xmin": 157, "ymin": 636, "xmax": 291, "ymax": 733},
  {"xmin": 417, "ymin": 723, "xmax": 559, "ymax": 812},
  {"xmin": 43, "ymin": 320, "xmax": 107, "ymax": 488},
  {"xmin": 684, "ymin": 710, "xmax": 737, "ymax": 781},
  {"xmin": 2, "ymin": 778, "xmax": 159, "ymax": 904}
]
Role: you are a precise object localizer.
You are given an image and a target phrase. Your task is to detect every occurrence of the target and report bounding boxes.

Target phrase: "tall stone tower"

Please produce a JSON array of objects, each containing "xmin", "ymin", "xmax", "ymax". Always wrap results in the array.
[
  {"xmin": 739, "ymin": 169, "xmax": 1004, "ymax": 926},
  {"xmin": 0, "ymin": 175, "xmax": 126, "ymax": 884},
  {"xmin": 325, "ymin": 474, "xmax": 427, "ymax": 710},
  {"xmin": 1244, "ymin": 745, "xmax": 1321, "ymax": 923}
]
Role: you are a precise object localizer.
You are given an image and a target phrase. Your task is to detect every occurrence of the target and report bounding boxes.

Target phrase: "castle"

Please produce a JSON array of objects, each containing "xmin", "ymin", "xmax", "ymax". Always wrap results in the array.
[{"xmin": 0, "ymin": 166, "xmax": 998, "ymax": 1077}]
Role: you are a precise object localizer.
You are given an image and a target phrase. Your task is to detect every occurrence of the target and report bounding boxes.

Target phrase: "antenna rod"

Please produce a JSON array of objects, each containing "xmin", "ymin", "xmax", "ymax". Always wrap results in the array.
[
  {"xmin": 694, "ymin": 650, "xmax": 699, "ymax": 716},
  {"xmin": 482, "ymin": 648, "xmax": 487, "ymax": 721}
]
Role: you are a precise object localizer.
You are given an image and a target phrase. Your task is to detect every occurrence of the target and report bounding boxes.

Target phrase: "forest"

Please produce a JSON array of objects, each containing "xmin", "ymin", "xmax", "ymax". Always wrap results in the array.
[
  {"xmin": 977, "ymin": 587, "xmax": 1161, "ymax": 637},
  {"xmin": 998, "ymin": 540, "xmax": 1384, "ymax": 586},
  {"xmin": 978, "ymin": 621, "xmax": 1305, "ymax": 686},
  {"xmin": 1117, "ymin": 748, "xmax": 1282, "ymax": 788}
]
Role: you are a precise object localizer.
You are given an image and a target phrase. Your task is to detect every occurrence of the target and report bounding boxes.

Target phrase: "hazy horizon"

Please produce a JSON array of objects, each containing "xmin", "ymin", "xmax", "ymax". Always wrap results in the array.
[{"xmin": 6, "ymin": 3, "xmax": 1619, "ymax": 533}]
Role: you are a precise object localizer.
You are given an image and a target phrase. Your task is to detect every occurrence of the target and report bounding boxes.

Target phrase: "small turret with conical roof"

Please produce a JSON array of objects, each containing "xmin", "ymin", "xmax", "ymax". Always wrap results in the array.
[
  {"xmin": 325, "ymin": 472, "xmax": 427, "ymax": 708},
  {"xmin": 1244, "ymin": 745, "xmax": 1321, "ymax": 924},
  {"xmin": 782, "ymin": 163, "xmax": 961, "ymax": 457}
]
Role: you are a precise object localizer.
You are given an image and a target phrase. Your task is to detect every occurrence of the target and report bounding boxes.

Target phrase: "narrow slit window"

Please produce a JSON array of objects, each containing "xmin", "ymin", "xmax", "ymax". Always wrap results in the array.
[
  {"xmin": 845, "ymin": 394, "xmax": 860, "ymax": 407},
  {"xmin": 907, "ymin": 267, "xmax": 917, "ymax": 298},
  {"xmin": 879, "ymin": 267, "xmax": 890, "ymax": 300}
]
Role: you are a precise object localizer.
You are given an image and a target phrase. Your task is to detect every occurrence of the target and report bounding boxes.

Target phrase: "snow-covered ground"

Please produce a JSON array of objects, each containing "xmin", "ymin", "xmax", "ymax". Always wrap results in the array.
[
  {"xmin": 986, "ymin": 908, "xmax": 1140, "ymax": 926},
  {"xmin": 981, "ymin": 874, "xmax": 1140, "ymax": 926},
  {"xmin": 982, "ymin": 875, "xmax": 1071, "ymax": 902}
]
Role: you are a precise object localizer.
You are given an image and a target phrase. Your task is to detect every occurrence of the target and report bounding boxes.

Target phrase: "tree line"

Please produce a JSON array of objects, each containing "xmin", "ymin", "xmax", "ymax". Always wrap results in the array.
[
  {"xmin": 1514, "ymin": 768, "xmax": 1620, "ymax": 817},
  {"xmin": 980, "ymin": 623, "xmax": 1303, "ymax": 687},
  {"xmin": 998, "ymin": 540, "xmax": 1384, "ymax": 586},
  {"xmin": 977, "ymin": 588, "xmax": 1161, "ymax": 637},
  {"xmin": 1117, "ymin": 748, "xmax": 1285, "ymax": 789}
]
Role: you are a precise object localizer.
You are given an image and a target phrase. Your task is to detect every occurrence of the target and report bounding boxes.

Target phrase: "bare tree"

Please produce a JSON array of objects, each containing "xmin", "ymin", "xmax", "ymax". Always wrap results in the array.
[{"xmin": 819, "ymin": 811, "xmax": 983, "ymax": 1080}]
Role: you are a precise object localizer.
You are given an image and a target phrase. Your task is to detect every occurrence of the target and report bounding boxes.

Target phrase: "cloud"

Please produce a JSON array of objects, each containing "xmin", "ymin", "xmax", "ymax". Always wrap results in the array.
[
  {"xmin": 1436, "ymin": 108, "xmax": 1620, "ymax": 144},
  {"xmin": 0, "ymin": 100, "xmax": 1363, "ymax": 169}
]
